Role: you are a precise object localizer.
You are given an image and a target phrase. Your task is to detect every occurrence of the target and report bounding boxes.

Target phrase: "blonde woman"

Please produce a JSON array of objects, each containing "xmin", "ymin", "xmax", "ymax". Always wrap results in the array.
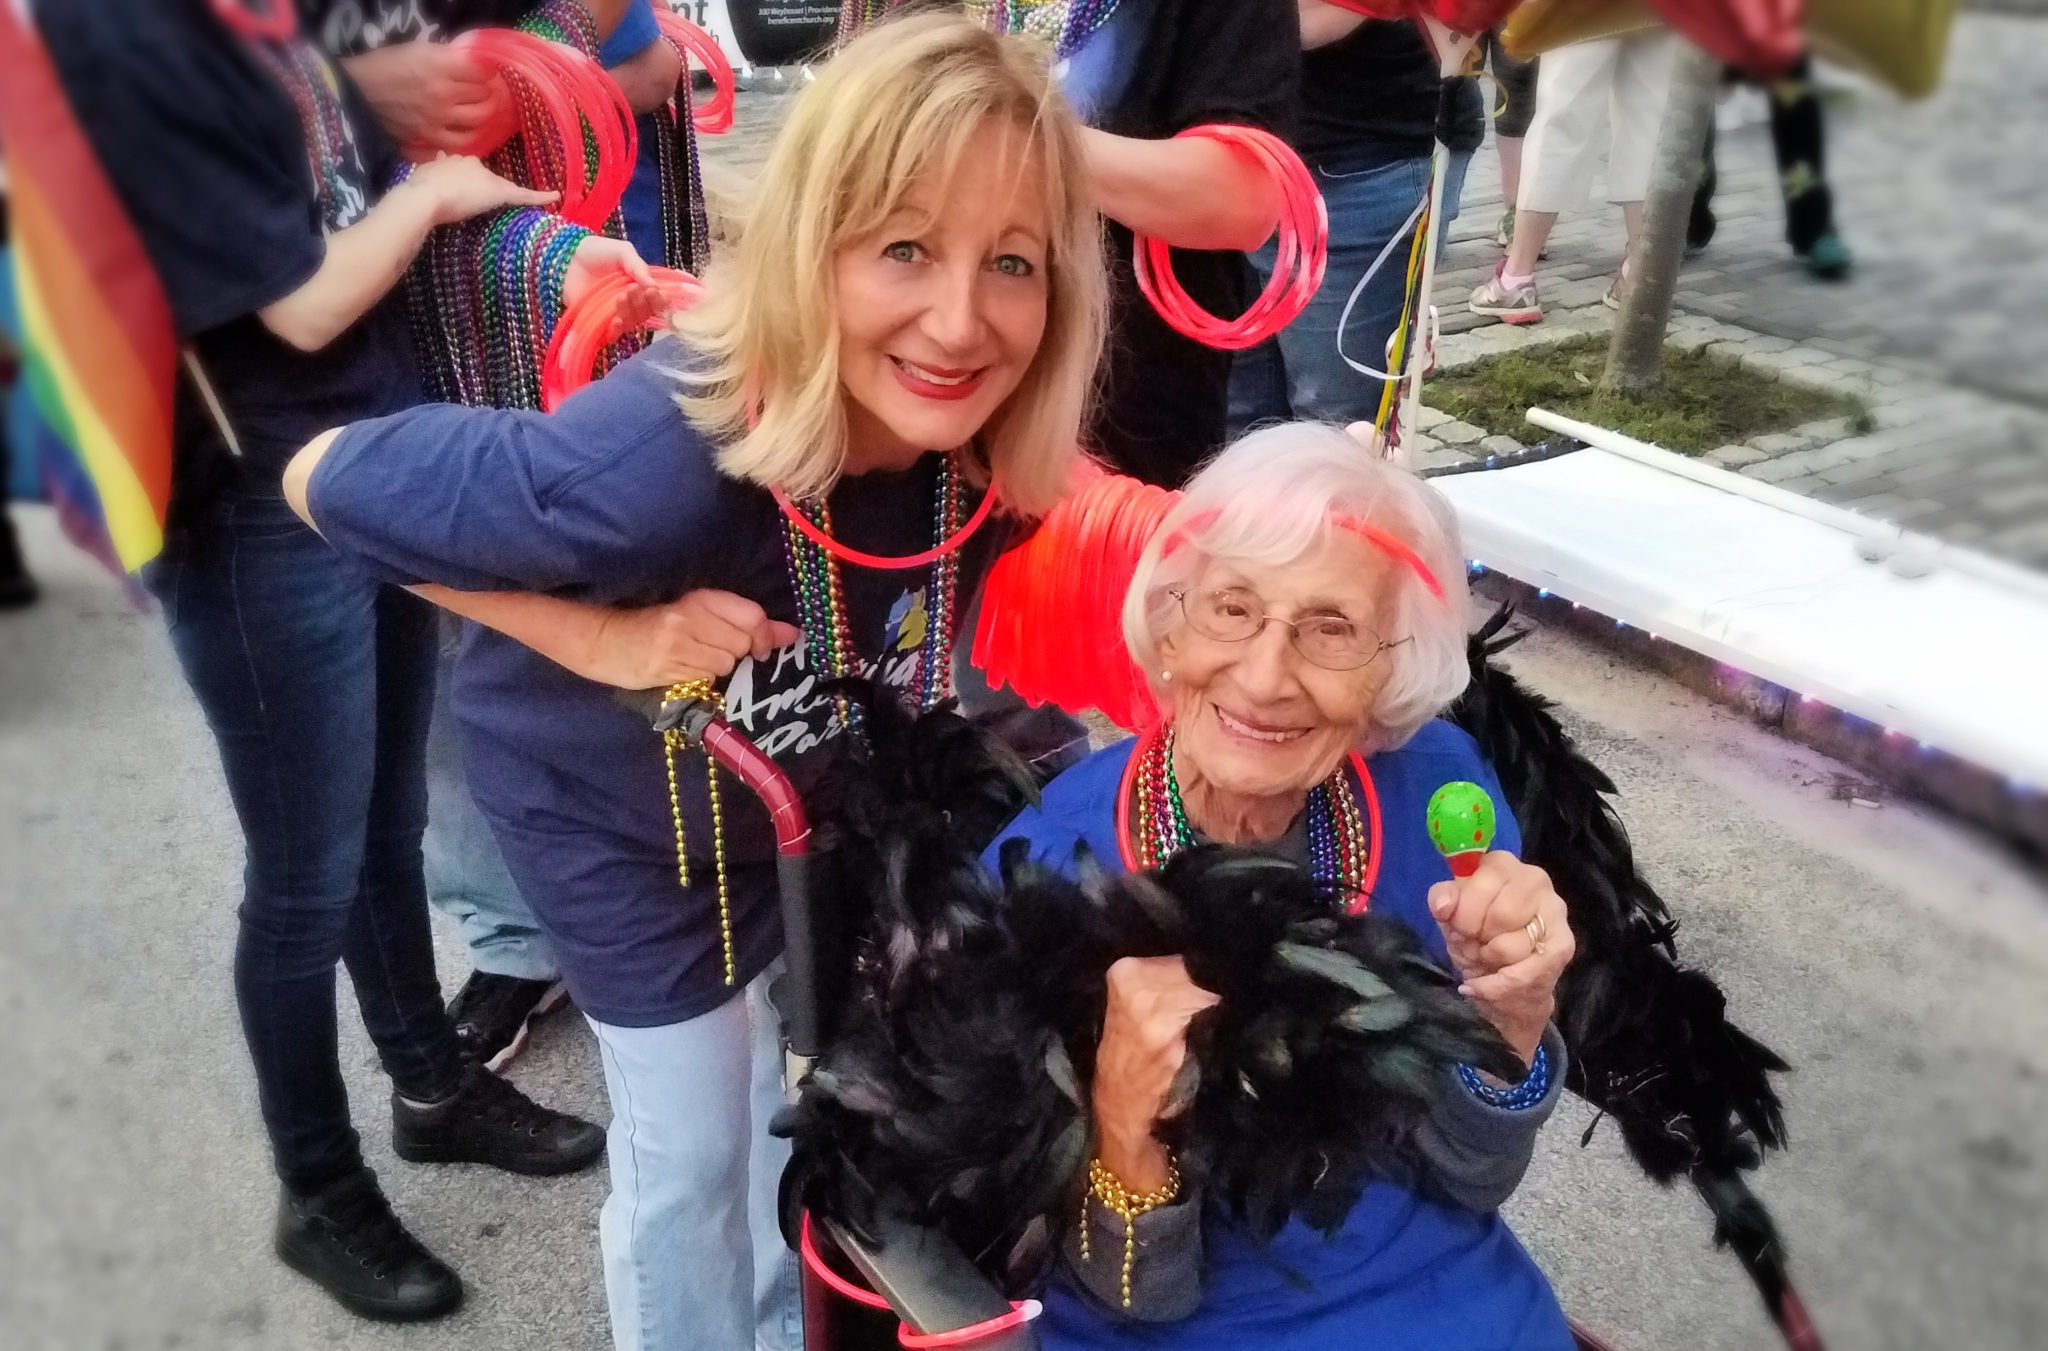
[{"xmin": 284, "ymin": 15, "xmax": 1108, "ymax": 1350}]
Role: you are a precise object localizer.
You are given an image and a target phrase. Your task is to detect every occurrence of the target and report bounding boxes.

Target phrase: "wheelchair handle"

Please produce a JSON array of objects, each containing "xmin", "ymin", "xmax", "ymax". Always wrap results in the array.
[{"xmin": 645, "ymin": 692, "xmax": 821, "ymax": 1063}]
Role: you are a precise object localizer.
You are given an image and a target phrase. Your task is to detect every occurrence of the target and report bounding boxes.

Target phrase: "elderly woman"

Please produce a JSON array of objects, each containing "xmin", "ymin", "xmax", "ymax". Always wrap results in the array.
[
  {"xmin": 988, "ymin": 423, "xmax": 1578, "ymax": 1349},
  {"xmin": 283, "ymin": 15, "xmax": 1106, "ymax": 1350}
]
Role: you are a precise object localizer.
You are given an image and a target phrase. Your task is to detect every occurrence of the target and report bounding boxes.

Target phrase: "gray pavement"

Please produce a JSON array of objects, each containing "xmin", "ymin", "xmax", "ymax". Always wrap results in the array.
[
  {"xmin": 1432, "ymin": 12, "xmax": 2048, "ymax": 568},
  {"xmin": 5, "ymin": 512, "xmax": 2046, "ymax": 1351}
]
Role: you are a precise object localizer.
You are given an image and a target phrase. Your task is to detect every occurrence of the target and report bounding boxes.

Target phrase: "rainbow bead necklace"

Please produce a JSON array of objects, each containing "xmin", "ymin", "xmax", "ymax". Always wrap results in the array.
[
  {"xmin": 778, "ymin": 457, "xmax": 967, "ymax": 735},
  {"xmin": 1124, "ymin": 726, "xmax": 1379, "ymax": 912},
  {"xmin": 976, "ymin": 0, "xmax": 1123, "ymax": 58}
]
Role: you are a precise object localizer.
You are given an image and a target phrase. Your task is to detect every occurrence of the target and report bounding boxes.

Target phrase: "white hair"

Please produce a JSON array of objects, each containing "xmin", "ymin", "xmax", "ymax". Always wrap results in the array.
[{"xmin": 1120, "ymin": 423, "xmax": 1472, "ymax": 750}]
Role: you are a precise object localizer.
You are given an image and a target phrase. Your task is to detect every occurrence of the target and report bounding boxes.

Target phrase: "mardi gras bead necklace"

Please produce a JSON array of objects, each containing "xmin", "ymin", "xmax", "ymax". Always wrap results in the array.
[
  {"xmin": 837, "ymin": 0, "xmax": 907, "ymax": 40},
  {"xmin": 777, "ymin": 457, "xmax": 969, "ymax": 735},
  {"xmin": 974, "ymin": 0, "xmax": 1123, "ymax": 59},
  {"xmin": 523, "ymin": 0, "xmax": 600, "ymax": 51},
  {"xmin": 661, "ymin": 678, "xmax": 736, "ymax": 985},
  {"xmin": 408, "ymin": 202, "xmax": 591, "ymax": 408},
  {"xmin": 1118, "ymin": 725, "xmax": 1382, "ymax": 911},
  {"xmin": 665, "ymin": 461, "xmax": 968, "ymax": 982},
  {"xmin": 208, "ymin": 0, "xmax": 364, "ymax": 234}
]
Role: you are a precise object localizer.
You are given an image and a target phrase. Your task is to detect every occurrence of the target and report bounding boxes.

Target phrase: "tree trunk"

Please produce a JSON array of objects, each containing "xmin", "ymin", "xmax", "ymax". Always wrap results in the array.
[{"xmin": 1602, "ymin": 40, "xmax": 1721, "ymax": 395}]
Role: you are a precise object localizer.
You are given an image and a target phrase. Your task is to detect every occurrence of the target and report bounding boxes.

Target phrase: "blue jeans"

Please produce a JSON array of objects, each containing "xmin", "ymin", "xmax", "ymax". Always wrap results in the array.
[
  {"xmin": 146, "ymin": 491, "xmax": 465, "ymax": 1193},
  {"xmin": 1230, "ymin": 148, "xmax": 1473, "ymax": 432},
  {"xmin": 424, "ymin": 624, "xmax": 557, "ymax": 982},
  {"xmin": 588, "ymin": 964, "xmax": 802, "ymax": 1351}
]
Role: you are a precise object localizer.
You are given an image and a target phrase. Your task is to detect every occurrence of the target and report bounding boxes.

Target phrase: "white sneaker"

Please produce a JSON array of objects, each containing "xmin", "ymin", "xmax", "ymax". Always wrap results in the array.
[{"xmin": 1469, "ymin": 265, "xmax": 1542, "ymax": 324}]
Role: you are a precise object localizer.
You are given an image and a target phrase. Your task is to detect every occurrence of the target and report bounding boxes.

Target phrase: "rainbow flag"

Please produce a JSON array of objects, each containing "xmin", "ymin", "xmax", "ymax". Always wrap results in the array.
[{"xmin": 0, "ymin": 1, "xmax": 175, "ymax": 577}]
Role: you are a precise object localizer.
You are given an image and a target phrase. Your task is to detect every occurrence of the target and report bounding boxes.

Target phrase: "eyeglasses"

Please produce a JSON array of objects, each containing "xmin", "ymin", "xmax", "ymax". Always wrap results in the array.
[{"xmin": 1170, "ymin": 588, "xmax": 1410, "ymax": 672}]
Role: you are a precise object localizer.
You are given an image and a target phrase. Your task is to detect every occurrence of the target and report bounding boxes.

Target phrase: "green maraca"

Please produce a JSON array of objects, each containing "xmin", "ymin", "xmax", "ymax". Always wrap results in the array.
[{"xmin": 1426, "ymin": 781, "xmax": 1496, "ymax": 878}]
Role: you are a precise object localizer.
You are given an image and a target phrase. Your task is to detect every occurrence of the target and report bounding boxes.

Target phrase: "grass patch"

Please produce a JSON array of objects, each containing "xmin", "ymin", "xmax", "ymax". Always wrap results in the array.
[{"xmin": 1425, "ymin": 335, "xmax": 1872, "ymax": 454}]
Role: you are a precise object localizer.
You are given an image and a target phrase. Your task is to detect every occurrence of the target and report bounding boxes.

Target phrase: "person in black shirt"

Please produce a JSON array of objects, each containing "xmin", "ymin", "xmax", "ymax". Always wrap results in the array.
[
  {"xmin": 1054, "ymin": 0, "xmax": 1299, "ymax": 487},
  {"xmin": 37, "ymin": 0, "xmax": 628, "ymax": 1323},
  {"xmin": 1230, "ymin": 1, "xmax": 1480, "ymax": 431},
  {"xmin": 299, "ymin": 0, "xmax": 705, "ymax": 1075}
]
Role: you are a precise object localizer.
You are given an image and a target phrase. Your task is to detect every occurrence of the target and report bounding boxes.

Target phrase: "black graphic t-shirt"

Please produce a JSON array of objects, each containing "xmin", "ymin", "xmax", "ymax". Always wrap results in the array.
[
  {"xmin": 309, "ymin": 338, "xmax": 1008, "ymax": 1025},
  {"xmin": 298, "ymin": 0, "xmax": 541, "ymax": 54},
  {"xmin": 38, "ymin": 0, "xmax": 422, "ymax": 510}
]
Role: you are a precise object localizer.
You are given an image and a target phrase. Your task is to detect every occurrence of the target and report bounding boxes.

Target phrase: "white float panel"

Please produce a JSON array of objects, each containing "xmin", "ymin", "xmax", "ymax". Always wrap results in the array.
[{"xmin": 1436, "ymin": 447, "xmax": 2048, "ymax": 788}]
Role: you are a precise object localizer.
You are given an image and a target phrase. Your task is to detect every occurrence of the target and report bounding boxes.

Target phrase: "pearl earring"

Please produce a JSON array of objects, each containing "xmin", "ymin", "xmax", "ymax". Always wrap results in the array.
[{"xmin": 1160, "ymin": 671, "xmax": 1172, "ymax": 682}]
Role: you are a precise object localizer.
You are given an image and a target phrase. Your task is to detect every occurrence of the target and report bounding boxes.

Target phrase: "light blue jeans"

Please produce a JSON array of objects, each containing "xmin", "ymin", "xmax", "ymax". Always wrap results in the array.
[
  {"xmin": 423, "ymin": 625, "xmax": 558, "ymax": 982},
  {"xmin": 1229, "ymin": 146, "xmax": 1475, "ymax": 432},
  {"xmin": 589, "ymin": 964, "xmax": 803, "ymax": 1351}
]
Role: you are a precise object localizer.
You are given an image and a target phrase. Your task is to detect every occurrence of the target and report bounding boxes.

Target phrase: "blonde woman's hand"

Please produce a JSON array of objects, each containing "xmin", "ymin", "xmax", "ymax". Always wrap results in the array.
[
  {"xmin": 1426, "ymin": 852, "xmax": 1575, "ymax": 1068},
  {"xmin": 564, "ymin": 237, "xmax": 667, "ymax": 327},
  {"xmin": 587, "ymin": 590, "xmax": 801, "ymax": 691}
]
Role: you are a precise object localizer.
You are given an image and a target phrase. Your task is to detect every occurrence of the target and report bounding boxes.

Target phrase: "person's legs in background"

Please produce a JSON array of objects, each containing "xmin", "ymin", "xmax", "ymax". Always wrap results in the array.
[
  {"xmin": 1485, "ymin": 30, "xmax": 1539, "ymax": 250},
  {"xmin": 151, "ymin": 497, "xmax": 464, "ymax": 1196},
  {"xmin": 1769, "ymin": 54, "xmax": 1852, "ymax": 278},
  {"xmin": 1600, "ymin": 30, "xmax": 1680, "ymax": 305},
  {"xmin": 588, "ymin": 966, "xmax": 801, "ymax": 1351},
  {"xmin": 424, "ymin": 617, "xmax": 569, "ymax": 1068},
  {"xmin": 1690, "ymin": 117, "xmax": 1721, "ymax": 254},
  {"xmin": 148, "ymin": 495, "xmax": 604, "ymax": 1321},
  {"xmin": 1238, "ymin": 154, "xmax": 1438, "ymax": 428},
  {"xmin": 1473, "ymin": 36, "xmax": 1622, "ymax": 322}
]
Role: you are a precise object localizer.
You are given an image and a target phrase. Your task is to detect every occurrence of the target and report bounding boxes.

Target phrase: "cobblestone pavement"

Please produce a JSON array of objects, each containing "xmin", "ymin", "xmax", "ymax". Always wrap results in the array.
[
  {"xmin": 696, "ymin": 13, "xmax": 2048, "ymax": 568},
  {"xmin": 1430, "ymin": 12, "xmax": 2048, "ymax": 567}
]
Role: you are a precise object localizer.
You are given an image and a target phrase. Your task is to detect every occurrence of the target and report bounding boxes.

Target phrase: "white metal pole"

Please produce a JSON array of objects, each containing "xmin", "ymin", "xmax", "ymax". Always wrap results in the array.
[{"xmin": 1400, "ymin": 19, "xmax": 1478, "ymax": 447}]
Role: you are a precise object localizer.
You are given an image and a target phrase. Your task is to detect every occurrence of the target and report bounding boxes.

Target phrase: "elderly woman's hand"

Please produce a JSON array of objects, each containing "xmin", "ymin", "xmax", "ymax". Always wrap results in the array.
[
  {"xmin": 1426, "ymin": 852, "xmax": 1574, "ymax": 1068},
  {"xmin": 1093, "ymin": 956, "xmax": 1221, "ymax": 1193}
]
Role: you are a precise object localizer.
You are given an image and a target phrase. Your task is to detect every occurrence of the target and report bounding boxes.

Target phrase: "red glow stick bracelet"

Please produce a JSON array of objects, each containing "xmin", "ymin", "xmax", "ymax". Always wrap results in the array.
[
  {"xmin": 798, "ymin": 1215, "xmax": 1043, "ymax": 1348},
  {"xmin": 1131, "ymin": 124, "xmax": 1328, "ymax": 351},
  {"xmin": 520, "ymin": 32, "xmax": 636, "ymax": 228},
  {"xmin": 653, "ymin": 10, "xmax": 736, "ymax": 134},
  {"xmin": 541, "ymin": 265, "xmax": 704, "ymax": 411},
  {"xmin": 453, "ymin": 28, "xmax": 637, "ymax": 229}
]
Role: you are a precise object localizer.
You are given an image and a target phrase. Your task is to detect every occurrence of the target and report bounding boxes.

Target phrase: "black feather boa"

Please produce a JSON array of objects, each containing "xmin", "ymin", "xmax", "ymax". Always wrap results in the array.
[
  {"xmin": 776, "ymin": 690, "xmax": 1520, "ymax": 1297},
  {"xmin": 1446, "ymin": 608, "xmax": 1807, "ymax": 1340}
]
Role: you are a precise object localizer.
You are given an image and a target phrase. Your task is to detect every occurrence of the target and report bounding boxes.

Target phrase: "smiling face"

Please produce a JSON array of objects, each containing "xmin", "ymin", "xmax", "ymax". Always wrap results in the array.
[
  {"xmin": 830, "ymin": 118, "xmax": 1052, "ymax": 475},
  {"xmin": 1159, "ymin": 534, "xmax": 1401, "ymax": 826}
]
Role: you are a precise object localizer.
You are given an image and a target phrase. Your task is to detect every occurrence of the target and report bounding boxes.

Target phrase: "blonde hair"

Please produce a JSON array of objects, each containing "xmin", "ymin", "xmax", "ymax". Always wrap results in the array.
[
  {"xmin": 671, "ymin": 12, "xmax": 1106, "ymax": 517},
  {"xmin": 1122, "ymin": 424, "xmax": 1473, "ymax": 751}
]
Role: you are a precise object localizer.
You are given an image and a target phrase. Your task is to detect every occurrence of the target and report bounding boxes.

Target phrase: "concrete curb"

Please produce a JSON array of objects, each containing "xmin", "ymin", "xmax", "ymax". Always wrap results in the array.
[{"xmin": 1473, "ymin": 572, "xmax": 2048, "ymax": 861}]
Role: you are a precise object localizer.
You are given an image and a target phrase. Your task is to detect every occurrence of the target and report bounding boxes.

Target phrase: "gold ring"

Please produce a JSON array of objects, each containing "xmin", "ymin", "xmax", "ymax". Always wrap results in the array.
[{"xmin": 1525, "ymin": 915, "xmax": 1548, "ymax": 954}]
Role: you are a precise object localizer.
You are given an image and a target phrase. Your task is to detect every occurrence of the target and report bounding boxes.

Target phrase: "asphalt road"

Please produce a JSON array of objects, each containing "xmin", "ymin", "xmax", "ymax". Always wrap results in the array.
[{"xmin": 3, "ymin": 508, "xmax": 2044, "ymax": 1351}]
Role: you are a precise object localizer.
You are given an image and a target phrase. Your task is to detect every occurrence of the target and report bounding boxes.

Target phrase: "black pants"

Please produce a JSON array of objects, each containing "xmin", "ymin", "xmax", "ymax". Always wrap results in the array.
[
  {"xmin": 0, "ymin": 390, "xmax": 27, "ymax": 586},
  {"xmin": 1692, "ymin": 55, "xmax": 1836, "ymax": 256}
]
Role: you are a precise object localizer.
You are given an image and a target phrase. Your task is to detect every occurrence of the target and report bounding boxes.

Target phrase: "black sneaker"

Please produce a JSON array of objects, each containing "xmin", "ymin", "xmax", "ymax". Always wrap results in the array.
[
  {"xmin": 448, "ymin": 971, "xmax": 569, "ymax": 1070},
  {"xmin": 392, "ymin": 1062, "xmax": 606, "ymax": 1176},
  {"xmin": 275, "ymin": 1168, "xmax": 463, "ymax": 1322},
  {"xmin": 0, "ymin": 523, "xmax": 35, "ymax": 610}
]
